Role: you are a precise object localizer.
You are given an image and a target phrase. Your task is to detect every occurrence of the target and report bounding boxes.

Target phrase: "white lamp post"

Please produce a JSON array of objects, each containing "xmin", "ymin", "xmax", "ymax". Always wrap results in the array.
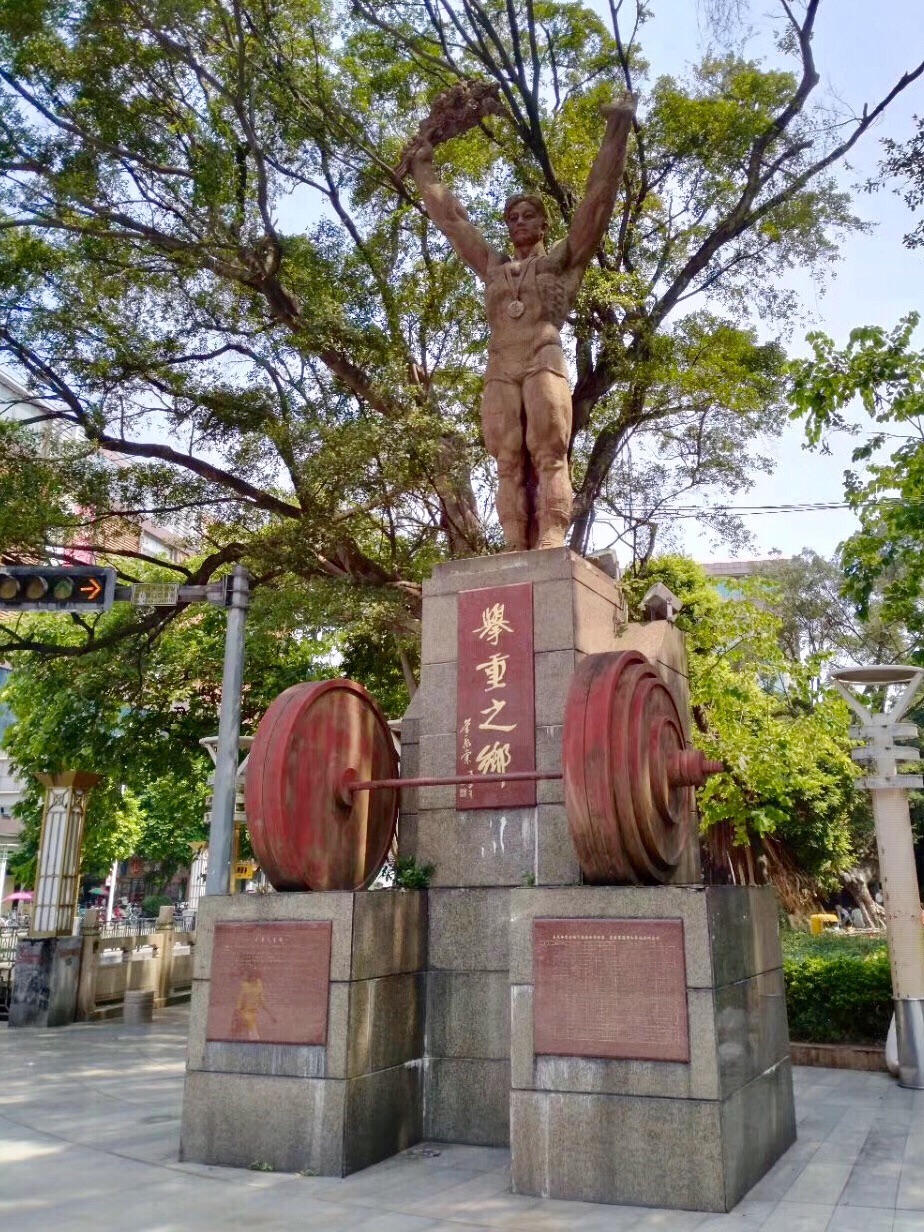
[{"xmin": 832, "ymin": 665, "xmax": 924, "ymax": 1088}]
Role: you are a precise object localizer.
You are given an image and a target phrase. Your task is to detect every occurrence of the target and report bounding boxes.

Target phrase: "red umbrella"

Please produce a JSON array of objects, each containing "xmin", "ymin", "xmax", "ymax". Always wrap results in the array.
[{"xmin": 2, "ymin": 891, "xmax": 33, "ymax": 902}]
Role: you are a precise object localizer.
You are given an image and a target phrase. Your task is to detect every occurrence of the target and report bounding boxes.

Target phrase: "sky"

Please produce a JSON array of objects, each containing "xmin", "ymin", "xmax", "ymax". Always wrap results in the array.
[{"xmin": 602, "ymin": 0, "xmax": 924, "ymax": 566}]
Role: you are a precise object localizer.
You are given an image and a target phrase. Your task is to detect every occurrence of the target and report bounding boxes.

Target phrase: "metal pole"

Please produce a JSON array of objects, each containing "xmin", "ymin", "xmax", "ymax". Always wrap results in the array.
[
  {"xmin": 205, "ymin": 566, "xmax": 250, "ymax": 896},
  {"xmin": 0, "ymin": 847, "xmax": 8, "ymax": 905},
  {"xmin": 106, "ymin": 859, "xmax": 118, "ymax": 924}
]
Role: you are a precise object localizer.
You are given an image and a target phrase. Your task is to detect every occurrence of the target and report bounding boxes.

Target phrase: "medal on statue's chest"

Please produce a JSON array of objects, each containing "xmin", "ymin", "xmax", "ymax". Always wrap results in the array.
[{"xmin": 504, "ymin": 258, "xmax": 534, "ymax": 318}]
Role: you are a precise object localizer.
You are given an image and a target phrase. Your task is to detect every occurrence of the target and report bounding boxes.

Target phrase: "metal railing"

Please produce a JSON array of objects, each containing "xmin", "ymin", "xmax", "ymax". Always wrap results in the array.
[
  {"xmin": 97, "ymin": 917, "xmax": 158, "ymax": 939},
  {"xmin": 0, "ymin": 924, "xmax": 27, "ymax": 1020}
]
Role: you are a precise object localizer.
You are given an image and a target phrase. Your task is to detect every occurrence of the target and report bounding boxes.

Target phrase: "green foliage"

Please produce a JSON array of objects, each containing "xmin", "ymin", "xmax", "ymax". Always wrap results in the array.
[
  {"xmin": 782, "ymin": 932, "xmax": 892, "ymax": 1044},
  {"xmin": 392, "ymin": 855, "xmax": 434, "ymax": 890},
  {"xmin": 0, "ymin": 566, "xmax": 337, "ymax": 883},
  {"xmin": 790, "ymin": 314, "xmax": 924, "ymax": 644},
  {"xmin": 0, "ymin": 0, "xmax": 909, "ymax": 639},
  {"xmin": 141, "ymin": 894, "xmax": 173, "ymax": 917},
  {"xmin": 622, "ymin": 555, "xmax": 860, "ymax": 878}
]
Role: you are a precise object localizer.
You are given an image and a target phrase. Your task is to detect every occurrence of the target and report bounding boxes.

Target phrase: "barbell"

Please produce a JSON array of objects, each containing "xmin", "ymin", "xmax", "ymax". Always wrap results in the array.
[{"xmin": 244, "ymin": 651, "xmax": 722, "ymax": 892}]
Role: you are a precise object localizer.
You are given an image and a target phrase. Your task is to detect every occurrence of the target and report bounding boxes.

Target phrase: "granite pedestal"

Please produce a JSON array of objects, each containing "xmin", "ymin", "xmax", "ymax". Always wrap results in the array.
[
  {"xmin": 9, "ymin": 935, "xmax": 81, "ymax": 1028},
  {"xmin": 508, "ymin": 884, "xmax": 796, "ymax": 1211},
  {"xmin": 181, "ymin": 547, "xmax": 795, "ymax": 1210},
  {"xmin": 400, "ymin": 549, "xmax": 703, "ymax": 1148},
  {"xmin": 180, "ymin": 889, "xmax": 426, "ymax": 1175}
]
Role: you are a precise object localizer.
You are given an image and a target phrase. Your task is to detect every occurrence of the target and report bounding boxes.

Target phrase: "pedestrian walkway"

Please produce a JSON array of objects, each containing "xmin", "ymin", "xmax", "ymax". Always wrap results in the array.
[{"xmin": 1, "ymin": 1007, "xmax": 921, "ymax": 1231}]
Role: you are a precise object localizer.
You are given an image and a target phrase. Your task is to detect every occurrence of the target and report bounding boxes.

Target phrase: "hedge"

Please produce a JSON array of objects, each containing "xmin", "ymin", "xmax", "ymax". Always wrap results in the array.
[{"xmin": 782, "ymin": 932, "xmax": 893, "ymax": 1045}]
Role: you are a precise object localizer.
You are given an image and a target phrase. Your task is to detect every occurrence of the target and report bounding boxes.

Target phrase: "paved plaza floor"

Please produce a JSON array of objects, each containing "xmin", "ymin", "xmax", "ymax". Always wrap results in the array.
[{"xmin": 1, "ymin": 1006, "xmax": 922, "ymax": 1232}]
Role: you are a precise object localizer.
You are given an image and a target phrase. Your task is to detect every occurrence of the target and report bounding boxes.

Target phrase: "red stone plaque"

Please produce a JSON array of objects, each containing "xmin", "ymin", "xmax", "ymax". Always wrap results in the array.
[
  {"xmin": 533, "ymin": 918, "xmax": 689, "ymax": 1062},
  {"xmin": 205, "ymin": 921, "xmax": 332, "ymax": 1046},
  {"xmin": 456, "ymin": 582, "xmax": 535, "ymax": 809}
]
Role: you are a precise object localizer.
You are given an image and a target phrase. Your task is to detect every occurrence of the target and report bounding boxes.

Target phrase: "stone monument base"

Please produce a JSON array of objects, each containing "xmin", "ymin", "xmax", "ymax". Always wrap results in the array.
[
  {"xmin": 508, "ymin": 884, "xmax": 795, "ymax": 1212},
  {"xmin": 180, "ymin": 889, "xmax": 426, "ymax": 1176},
  {"xmin": 9, "ymin": 935, "xmax": 81, "ymax": 1028}
]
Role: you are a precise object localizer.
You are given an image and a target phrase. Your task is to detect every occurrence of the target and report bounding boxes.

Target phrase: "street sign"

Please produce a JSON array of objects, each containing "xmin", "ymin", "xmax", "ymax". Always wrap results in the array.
[
  {"xmin": 130, "ymin": 582, "xmax": 181, "ymax": 607},
  {"xmin": 0, "ymin": 566, "xmax": 116, "ymax": 612}
]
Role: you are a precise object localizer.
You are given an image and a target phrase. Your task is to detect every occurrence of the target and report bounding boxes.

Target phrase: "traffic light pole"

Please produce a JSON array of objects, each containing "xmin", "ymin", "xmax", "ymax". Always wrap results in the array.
[{"xmin": 204, "ymin": 565, "xmax": 251, "ymax": 897}]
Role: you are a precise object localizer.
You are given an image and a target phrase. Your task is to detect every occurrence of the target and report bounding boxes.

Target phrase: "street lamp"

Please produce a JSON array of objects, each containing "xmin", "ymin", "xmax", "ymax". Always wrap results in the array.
[{"xmin": 832, "ymin": 664, "xmax": 924, "ymax": 1088}]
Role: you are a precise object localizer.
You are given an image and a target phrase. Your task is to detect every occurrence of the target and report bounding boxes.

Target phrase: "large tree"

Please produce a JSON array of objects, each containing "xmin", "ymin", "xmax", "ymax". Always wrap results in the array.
[
  {"xmin": 623, "ymin": 555, "xmax": 862, "ymax": 900},
  {"xmin": 0, "ymin": 0, "xmax": 920, "ymax": 661},
  {"xmin": 790, "ymin": 314, "xmax": 924, "ymax": 644}
]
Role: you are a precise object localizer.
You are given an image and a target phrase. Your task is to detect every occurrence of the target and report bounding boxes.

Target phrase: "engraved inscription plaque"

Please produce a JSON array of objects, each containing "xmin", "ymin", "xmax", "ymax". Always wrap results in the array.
[
  {"xmin": 533, "ymin": 918, "xmax": 689, "ymax": 1063},
  {"xmin": 456, "ymin": 582, "xmax": 536, "ymax": 810},
  {"xmin": 205, "ymin": 921, "xmax": 332, "ymax": 1046}
]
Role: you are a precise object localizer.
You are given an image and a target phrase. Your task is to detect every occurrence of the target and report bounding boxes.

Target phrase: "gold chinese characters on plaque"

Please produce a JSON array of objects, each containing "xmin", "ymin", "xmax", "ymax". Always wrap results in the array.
[{"xmin": 456, "ymin": 583, "xmax": 536, "ymax": 809}]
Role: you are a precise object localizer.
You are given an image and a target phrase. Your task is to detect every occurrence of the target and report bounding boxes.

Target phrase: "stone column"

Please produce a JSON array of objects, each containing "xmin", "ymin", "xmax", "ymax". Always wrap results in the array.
[
  {"xmin": 155, "ymin": 903, "xmax": 176, "ymax": 1006},
  {"xmin": 76, "ymin": 907, "xmax": 100, "ymax": 1020},
  {"xmin": 32, "ymin": 772, "xmax": 100, "ymax": 938}
]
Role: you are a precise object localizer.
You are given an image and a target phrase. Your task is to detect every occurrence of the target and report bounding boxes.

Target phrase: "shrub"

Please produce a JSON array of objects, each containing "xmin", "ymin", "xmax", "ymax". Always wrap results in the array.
[
  {"xmin": 393, "ymin": 856, "xmax": 434, "ymax": 890},
  {"xmin": 783, "ymin": 934, "xmax": 893, "ymax": 1044},
  {"xmin": 141, "ymin": 894, "xmax": 174, "ymax": 918}
]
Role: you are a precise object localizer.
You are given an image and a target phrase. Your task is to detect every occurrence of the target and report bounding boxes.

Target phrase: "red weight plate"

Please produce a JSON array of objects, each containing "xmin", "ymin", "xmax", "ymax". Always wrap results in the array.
[
  {"xmin": 563, "ymin": 650, "xmax": 695, "ymax": 885},
  {"xmin": 245, "ymin": 679, "xmax": 399, "ymax": 891}
]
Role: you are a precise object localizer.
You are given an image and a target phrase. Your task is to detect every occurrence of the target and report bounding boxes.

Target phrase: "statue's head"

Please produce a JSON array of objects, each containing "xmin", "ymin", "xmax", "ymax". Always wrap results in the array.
[{"xmin": 504, "ymin": 193, "xmax": 548, "ymax": 249}]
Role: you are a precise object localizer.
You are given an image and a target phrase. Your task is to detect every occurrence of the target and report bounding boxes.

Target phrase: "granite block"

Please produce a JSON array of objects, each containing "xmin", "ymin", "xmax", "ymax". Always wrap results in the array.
[
  {"xmin": 192, "ymin": 891, "xmax": 354, "ymax": 982},
  {"xmin": 720, "ymin": 1058, "xmax": 797, "ymax": 1209},
  {"xmin": 535, "ymin": 724, "xmax": 564, "ymax": 804},
  {"xmin": 428, "ymin": 888, "xmax": 511, "ymax": 972},
  {"xmin": 200, "ymin": 1041, "xmax": 326, "ymax": 1078},
  {"xmin": 534, "ymin": 650, "xmax": 578, "ymax": 727},
  {"xmin": 396, "ymin": 811, "xmax": 419, "ymax": 863},
  {"xmin": 9, "ymin": 936, "xmax": 81, "ymax": 1029},
  {"xmin": 508, "ymin": 885, "xmax": 712, "ymax": 986},
  {"xmin": 326, "ymin": 980, "xmax": 349, "ymax": 1078},
  {"xmin": 350, "ymin": 889, "xmax": 427, "ymax": 980},
  {"xmin": 424, "ymin": 1056, "xmax": 511, "ymax": 1146},
  {"xmin": 186, "ymin": 979, "xmax": 209, "ymax": 1069},
  {"xmin": 180, "ymin": 1069, "xmax": 346, "ymax": 1174},
  {"xmin": 347, "ymin": 972, "xmax": 424, "ymax": 1077},
  {"xmin": 527, "ymin": 987, "xmax": 720, "ymax": 1101},
  {"xmin": 420, "ymin": 592, "xmax": 458, "ymax": 664},
  {"xmin": 426, "ymin": 970, "xmax": 509, "ymax": 1060},
  {"xmin": 416, "ymin": 733, "xmax": 458, "ymax": 811},
  {"xmin": 423, "ymin": 548, "xmax": 586, "ymax": 596},
  {"xmin": 708, "ymin": 885, "xmax": 783, "ymax": 987},
  {"xmin": 511, "ymin": 983, "xmax": 533, "ymax": 1090},
  {"xmin": 716, "ymin": 967, "xmax": 790, "ymax": 1099},
  {"xmin": 415, "ymin": 808, "xmax": 536, "ymax": 887},
  {"xmin": 510, "ymin": 1088, "xmax": 726, "ymax": 1210},
  {"xmin": 573, "ymin": 581, "xmax": 621, "ymax": 655},
  {"xmin": 414, "ymin": 660, "xmax": 457, "ymax": 736},
  {"xmin": 533, "ymin": 579, "xmax": 577, "ymax": 653},
  {"xmin": 535, "ymin": 803, "xmax": 580, "ymax": 886},
  {"xmin": 343, "ymin": 1062, "xmax": 424, "ymax": 1173}
]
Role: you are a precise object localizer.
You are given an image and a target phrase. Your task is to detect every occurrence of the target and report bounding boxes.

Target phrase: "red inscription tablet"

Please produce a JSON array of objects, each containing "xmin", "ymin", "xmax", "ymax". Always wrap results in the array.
[
  {"xmin": 205, "ymin": 920, "xmax": 332, "ymax": 1045},
  {"xmin": 533, "ymin": 918, "xmax": 689, "ymax": 1062},
  {"xmin": 456, "ymin": 582, "xmax": 535, "ymax": 809}
]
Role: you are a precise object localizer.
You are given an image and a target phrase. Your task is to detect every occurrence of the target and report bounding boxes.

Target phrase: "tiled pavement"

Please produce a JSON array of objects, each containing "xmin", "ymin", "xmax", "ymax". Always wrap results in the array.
[{"xmin": 1, "ymin": 1007, "xmax": 922, "ymax": 1231}]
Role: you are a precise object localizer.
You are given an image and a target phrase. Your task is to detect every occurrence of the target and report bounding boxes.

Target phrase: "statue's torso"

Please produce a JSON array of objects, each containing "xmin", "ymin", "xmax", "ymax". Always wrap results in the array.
[{"xmin": 483, "ymin": 243, "xmax": 580, "ymax": 384}]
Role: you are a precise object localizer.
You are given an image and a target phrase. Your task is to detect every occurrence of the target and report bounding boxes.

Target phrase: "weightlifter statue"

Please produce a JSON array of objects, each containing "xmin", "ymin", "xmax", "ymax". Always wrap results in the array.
[{"xmin": 406, "ymin": 87, "xmax": 636, "ymax": 552}]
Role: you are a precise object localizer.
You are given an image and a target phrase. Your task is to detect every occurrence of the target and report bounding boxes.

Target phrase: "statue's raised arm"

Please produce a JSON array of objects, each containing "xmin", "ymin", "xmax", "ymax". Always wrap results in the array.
[
  {"xmin": 562, "ymin": 93, "xmax": 637, "ymax": 275},
  {"xmin": 409, "ymin": 140, "xmax": 493, "ymax": 281}
]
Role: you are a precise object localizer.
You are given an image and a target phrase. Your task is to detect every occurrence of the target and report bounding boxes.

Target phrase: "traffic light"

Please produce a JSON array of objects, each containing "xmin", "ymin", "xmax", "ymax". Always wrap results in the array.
[{"xmin": 0, "ymin": 566, "xmax": 116, "ymax": 612}]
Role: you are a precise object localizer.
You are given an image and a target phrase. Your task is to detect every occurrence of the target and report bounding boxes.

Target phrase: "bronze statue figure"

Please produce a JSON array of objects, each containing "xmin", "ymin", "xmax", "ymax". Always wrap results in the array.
[{"xmin": 406, "ymin": 87, "xmax": 636, "ymax": 551}]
